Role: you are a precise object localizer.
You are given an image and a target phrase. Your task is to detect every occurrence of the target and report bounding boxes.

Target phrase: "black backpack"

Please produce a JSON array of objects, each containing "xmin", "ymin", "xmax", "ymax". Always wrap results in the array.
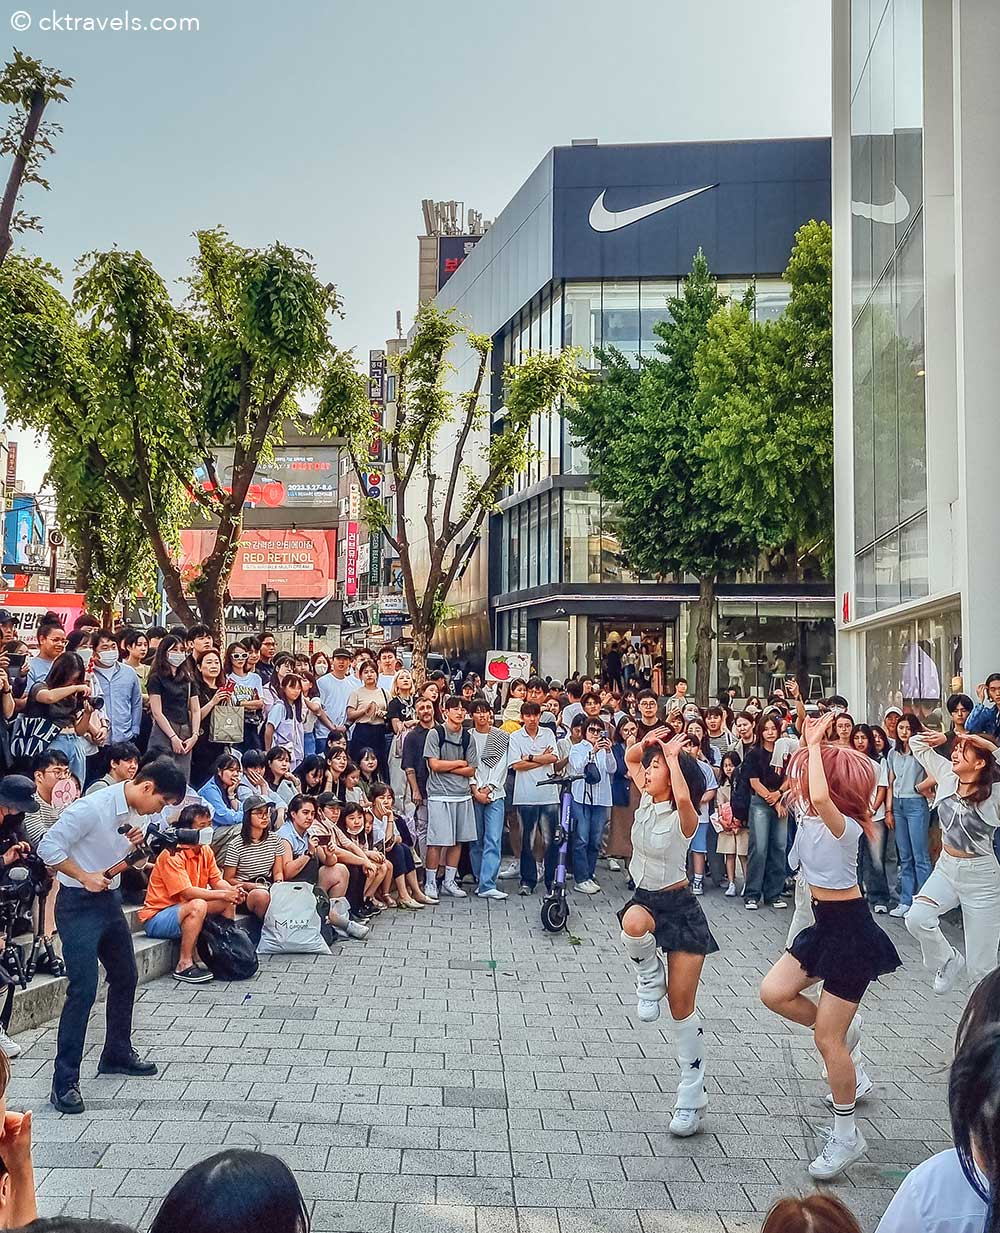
[
  {"xmin": 434, "ymin": 723, "xmax": 471, "ymax": 760},
  {"xmin": 196, "ymin": 915, "xmax": 259, "ymax": 981}
]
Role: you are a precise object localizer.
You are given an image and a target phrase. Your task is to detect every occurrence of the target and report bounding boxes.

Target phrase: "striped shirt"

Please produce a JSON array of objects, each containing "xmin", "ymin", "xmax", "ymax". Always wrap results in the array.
[
  {"xmin": 24, "ymin": 797, "xmax": 61, "ymax": 850},
  {"xmin": 222, "ymin": 833, "xmax": 281, "ymax": 883}
]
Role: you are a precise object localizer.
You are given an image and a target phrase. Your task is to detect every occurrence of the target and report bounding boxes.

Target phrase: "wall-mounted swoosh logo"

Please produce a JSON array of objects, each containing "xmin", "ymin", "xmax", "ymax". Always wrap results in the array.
[
  {"xmin": 588, "ymin": 184, "xmax": 719, "ymax": 233},
  {"xmin": 851, "ymin": 184, "xmax": 911, "ymax": 226}
]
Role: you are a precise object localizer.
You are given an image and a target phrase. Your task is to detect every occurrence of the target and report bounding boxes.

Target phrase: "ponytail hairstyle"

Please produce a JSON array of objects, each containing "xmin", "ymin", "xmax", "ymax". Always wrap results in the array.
[
  {"xmin": 949, "ymin": 1024, "xmax": 1000, "ymax": 1221},
  {"xmin": 784, "ymin": 744, "xmax": 876, "ymax": 838}
]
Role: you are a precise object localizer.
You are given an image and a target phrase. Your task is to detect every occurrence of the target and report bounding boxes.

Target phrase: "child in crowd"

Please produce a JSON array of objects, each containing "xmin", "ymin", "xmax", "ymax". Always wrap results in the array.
[{"xmin": 713, "ymin": 751, "xmax": 748, "ymax": 896}]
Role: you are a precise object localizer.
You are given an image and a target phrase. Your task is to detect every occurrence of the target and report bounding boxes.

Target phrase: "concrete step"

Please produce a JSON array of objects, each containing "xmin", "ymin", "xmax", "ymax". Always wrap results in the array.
[{"xmin": 6, "ymin": 902, "xmax": 177, "ymax": 1035}]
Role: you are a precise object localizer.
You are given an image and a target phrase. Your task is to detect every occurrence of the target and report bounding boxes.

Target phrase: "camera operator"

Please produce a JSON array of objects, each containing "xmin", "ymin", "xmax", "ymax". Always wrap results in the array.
[
  {"xmin": 37, "ymin": 758, "xmax": 187, "ymax": 1115},
  {"xmin": 139, "ymin": 803, "xmax": 242, "ymax": 986},
  {"xmin": 0, "ymin": 776, "xmax": 42, "ymax": 1059}
]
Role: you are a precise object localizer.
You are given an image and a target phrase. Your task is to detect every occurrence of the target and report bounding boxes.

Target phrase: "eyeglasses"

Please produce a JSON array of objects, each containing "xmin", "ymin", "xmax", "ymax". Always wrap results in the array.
[{"xmin": 231, "ymin": 652, "xmax": 247, "ymax": 661}]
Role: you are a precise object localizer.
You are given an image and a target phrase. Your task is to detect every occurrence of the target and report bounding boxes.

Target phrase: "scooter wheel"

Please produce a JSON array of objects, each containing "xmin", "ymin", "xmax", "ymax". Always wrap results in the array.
[{"xmin": 540, "ymin": 896, "xmax": 569, "ymax": 933}]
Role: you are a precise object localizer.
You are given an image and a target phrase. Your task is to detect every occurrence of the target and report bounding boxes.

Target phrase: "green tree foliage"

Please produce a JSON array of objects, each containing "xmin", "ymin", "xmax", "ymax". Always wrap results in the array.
[
  {"xmin": 0, "ymin": 49, "xmax": 72, "ymax": 264},
  {"xmin": 0, "ymin": 232, "xmax": 349, "ymax": 636},
  {"xmin": 567, "ymin": 226, "xmax": 832, "ymax": 705},
  {"xmin": 314, "ymin": 302, "xmax": 584, "ymax": 681}
]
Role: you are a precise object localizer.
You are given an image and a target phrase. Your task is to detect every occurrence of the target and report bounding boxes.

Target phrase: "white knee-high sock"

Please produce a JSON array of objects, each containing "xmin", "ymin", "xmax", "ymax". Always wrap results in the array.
[
  {"xmin": 672, "ymin": 1010, "xmax": 707, "ymax": 1111},
  {"xmin": 621, "ymin": 931, "xmax": 666, "ymax": 1001}
]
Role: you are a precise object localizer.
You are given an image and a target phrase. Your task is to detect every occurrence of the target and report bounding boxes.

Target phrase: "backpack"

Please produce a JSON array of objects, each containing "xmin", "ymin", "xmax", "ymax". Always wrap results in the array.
[
  {"xmin": 731, "ymin": 753, "xmax": 753, "ymax": 824},
  {"xmin": 434, "ymin": 723, "xmax": 471, "ymax": 760},
  {"xmin": 257, "ymin": 881, "xmax": 330, "ymax": 955},
  {"xmin": 196, "ymin": 915, "xmax": 259, "ymax": 980}
]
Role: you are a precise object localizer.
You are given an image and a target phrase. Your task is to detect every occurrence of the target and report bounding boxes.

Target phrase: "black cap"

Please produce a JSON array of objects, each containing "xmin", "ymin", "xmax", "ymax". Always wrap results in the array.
[
  {"xmin": 0, "ymin": 776, "xmax": 39, "ymax": 814},
  {"xmin": 0, "ymin": 610, "xmax": 17, "ymax": 626},
  {"xmin": 331, "ymin": 648, "xmax": 352, "ymax": 659}
]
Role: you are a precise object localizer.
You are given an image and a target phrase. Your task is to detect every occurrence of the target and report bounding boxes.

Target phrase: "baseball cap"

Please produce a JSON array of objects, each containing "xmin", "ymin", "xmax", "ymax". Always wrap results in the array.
[{"xmin": 883, "ymin": 706, "xmax": 903, "ymax": 718}]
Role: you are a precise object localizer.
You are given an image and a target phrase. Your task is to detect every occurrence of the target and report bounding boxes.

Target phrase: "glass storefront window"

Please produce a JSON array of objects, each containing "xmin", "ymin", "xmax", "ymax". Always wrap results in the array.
[
  {"xmin": 639, "ymin": 280, "xmax": 676, "ymax": 355},
  {"xmin": 591, "ymin": 622, "xmax": 675, "ymax": 692},
  {"xmin": 864, "ymin": 606, "xmax": 962, "ymax": 723},
  {"xmin": 896, "ymin": 223, "xmax": 927, "ymax": 523},
  {"xmin": 601, "ymin": 281, "xmax": 640, "ymax": 364},
  {"xmin": 527, "ymin": 498, "xmax": 540, "ymax": 589},
  {"xmin": 717, "ymin": 602, "xmax": 836, "ymax": 700},
  {"xmin": 562, "ymin": 489, "xmax": 601, "ymax": 584},
  {"xmin": 564, "ymin": 283, "xmax": 602, "ymax": 370},
  {"xmin": 753, "ymin": 279, "xmax": 792, "ymax": 322}
]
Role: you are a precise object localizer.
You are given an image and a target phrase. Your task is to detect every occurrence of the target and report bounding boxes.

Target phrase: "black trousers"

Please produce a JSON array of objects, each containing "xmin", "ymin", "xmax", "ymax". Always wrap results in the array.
[{"xmin": 53, "ymin": 887, "xmax": 138, "ymax": 1094}]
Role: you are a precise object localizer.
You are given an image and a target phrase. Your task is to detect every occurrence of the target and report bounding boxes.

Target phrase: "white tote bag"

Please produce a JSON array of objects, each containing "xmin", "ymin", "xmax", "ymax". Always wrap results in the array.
[{"xmin": 257, "ymin": 882, "xmax": 330, "ymax": 955}]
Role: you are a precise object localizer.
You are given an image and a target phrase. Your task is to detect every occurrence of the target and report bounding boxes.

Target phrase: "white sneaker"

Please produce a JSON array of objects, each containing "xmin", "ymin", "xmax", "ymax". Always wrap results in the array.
[
  {"xmin": 690, "ymin": 881, "xmax": 703, "ymax": 896},
  {"xmin": 889, "ymin": 903, "xmax": 908, "ymax": 918},
  {"xmin": 424, "ymin": 878, "xmax": 439, "ymax": 903},
  {"xmin": 873, "ymin": 903, "xmax": 889, "ymax": 914},
  {"xmin": 607, "ymin": 858, "xmax": 622, "ymax": 872},
  {"xmin": 808, "ymin": 1130, "xmax": 867, "ymax": 1180},
  {"xmin": 476, "ymin": 888, "xmax": 508, "ymax": 900},
  {"xmin": 441, "ymin": 880, "xmax": 467, "ymax": 898},
  {"xmin": 724, "ymin": 882, "xmax": 737, "ymax": 897},
  {"xmin": 0, "ymin": 1028, "xmax": 21, "ymax": 1060},
  {"xmin": 574, "ymin": 879, "xmax": 600, "ymax": 895},
  {"xmin": 823, "ymin": 1067, "xmax": 874, "ymax": 1107},
  {"xmin": 497, "ymin": 862, "xmax": 519, "ymax": 881},
  {"xmin": 669, "ymin": 1106, "xmax": 703, "ymax": 1137},
  {"xmin": 345, "ymin": 920, "xmax": 370, "ymax": 940},
  {"xmin": 933, "ymin": 948, "xmax": 966, "ymax": 994}
]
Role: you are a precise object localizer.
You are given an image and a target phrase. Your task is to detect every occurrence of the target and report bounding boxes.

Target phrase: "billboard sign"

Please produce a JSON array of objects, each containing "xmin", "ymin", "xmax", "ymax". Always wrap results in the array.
[
  {"xmin": 438, "ymin": 235, "xmax": 482, "ymax": 290},
  {"xmin": 345, "ymin": 523, "xmax": 359, "ymax": 598},
  {"xmin": 0, "ymin": 592, "xmax": 86, "ymax": 643},
  {"xmin": 179, "ymin": 529, "xmax": 337, "ymax": 599},
  {"xmin": 191, "ymin": 448, "xmax": 338, "ymax": 509},
  {"xmin": 5, "ymin": 442, "xmax": 16, "ymax": 493}
]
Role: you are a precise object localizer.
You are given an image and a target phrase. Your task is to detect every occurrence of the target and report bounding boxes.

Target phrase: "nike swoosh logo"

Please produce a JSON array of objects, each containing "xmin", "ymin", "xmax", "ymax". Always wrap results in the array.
[
  {"xmin": 588, "ymin": 184, "xmax": 718, "ymax": 232},
  {"xmin": 851, "ymin": 185, "xmax": 910, "ymax": 226}
]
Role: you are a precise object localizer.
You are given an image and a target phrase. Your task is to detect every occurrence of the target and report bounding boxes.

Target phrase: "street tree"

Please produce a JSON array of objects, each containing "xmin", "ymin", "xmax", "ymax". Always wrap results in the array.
[
  {"xmin": 314, "ymin": 303, "xmax": 584, "ymax": 682},
  {"xmin": 0, "ymin": 50, "xmax": 72, "ymax": 266},
  {"xmin": 0, "ymin": 230, "xmax": 345, "ymax": 637}
]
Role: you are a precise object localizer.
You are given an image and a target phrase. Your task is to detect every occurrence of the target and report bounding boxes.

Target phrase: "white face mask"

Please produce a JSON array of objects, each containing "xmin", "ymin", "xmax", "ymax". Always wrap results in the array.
[
  {"xmin": 167, "ymin": 651, "xmax": 188, "ymax": 668},
  {"xmin": 314, "ymin": 664, "xmax": 328, "ymax": 677},
  {"xmin": 97, "ymin": 649, "xmax": 119, "ymax": 668},
  {"xmin": 77, "ymin": 648, "xmax": 93, "ymax": 668}
]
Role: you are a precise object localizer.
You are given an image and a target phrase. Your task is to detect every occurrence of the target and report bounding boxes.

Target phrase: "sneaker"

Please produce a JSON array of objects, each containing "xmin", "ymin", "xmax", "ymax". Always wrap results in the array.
[
  {"xmin": 933, "ymin": 947, "xmax": 966, "ymax": 995},
  {"xmin": 50, "ymin": 1085, "xmax": 85, "ymax": 1115},
  {"xmin": 173, "ymin": 964, "xmax": 213, "ymax": 984},
  {"xmin": 745, "ymin": 899, "xmax": 759, "ymax": 911},
  {"xmin": 690, "ymin": 881, "xmax": 703, "ymax": 896},
  {"xmin": 607, "ymin": 858, "xmax": 622, "ymax": 872},
  {"xmin": 0, "ymin": 1028, "xmax": 21, "ymax": 1059},
  {"xmin": 497, "ymin": 862, "xmax": 519, "ymax": 880},
  {"xmin": 823, "ymin": 1068, "xmax": 874, "ymax": 1107},
  {"xmin": 574, "ymin": 879, "xmax": 600, "ymax": 895},
  {"xmin": 669, "ymin": 1106, "xmax": 703, "ymax": 1137},
  {"xmin": 808, "ymin": 1130, "xmax": 867, "ymax": 1180},
  {"xmin": 518, "ymin": 883, "xmax": 534, "ymax": 896},
  {"xmin": 345, "ymin": 920, "xmax": 371, "ymax": 940},
  {"xmin": 476, "ymin": 888, "xmax": 508, "ymax": 900},
  {"xmin": 889, "ymin": 903, "xmax": 908, "ymax": 918},
  {"xmin": 441, "ymin": 880, "xmax": 467, "ymax": 898},
  {"xmin": 767, "ymin": 898, "xmax": 788, "ymax": 909},
  {"xmin": 423, "ymin": 880, "xmax": 439, "ymax": 903},
  {"xmin": 724, "ymin": 882, "xmax": 737, "ymax": 897},
  {"xmin": 873, "ymin": 903, "xmax": 889, "ymax": 914}
]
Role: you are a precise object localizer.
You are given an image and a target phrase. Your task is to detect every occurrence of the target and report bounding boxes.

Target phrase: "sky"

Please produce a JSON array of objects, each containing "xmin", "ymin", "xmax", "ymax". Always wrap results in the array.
[{"xmin": 4, "ymin": 0, "xmax": 832, "ymax": 489}]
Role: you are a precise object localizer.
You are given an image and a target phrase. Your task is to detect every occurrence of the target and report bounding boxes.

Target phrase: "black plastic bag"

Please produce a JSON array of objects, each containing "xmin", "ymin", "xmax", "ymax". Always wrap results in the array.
[{"xmin": 196, "ymin": 915, "xmax": 259, "ymax": 981}]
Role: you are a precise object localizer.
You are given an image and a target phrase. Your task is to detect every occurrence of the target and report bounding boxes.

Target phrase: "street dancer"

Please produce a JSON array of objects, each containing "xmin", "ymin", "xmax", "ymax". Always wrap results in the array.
[
  {"xmin": 760, "ymin": 713, "xmax": 901, "ymax": 1180},
  {"xmin": 619, "ymin": 728, "xmax": 718, "ymax": 1137}
]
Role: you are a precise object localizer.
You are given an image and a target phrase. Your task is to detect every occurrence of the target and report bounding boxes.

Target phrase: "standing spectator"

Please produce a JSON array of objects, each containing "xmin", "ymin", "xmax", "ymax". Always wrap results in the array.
[
  {"xmin": 376, "ymin": 645, "xmax": 399, "ymax": 694},
  {"xmin": 469, "ymin": 699, "xmax": 509, "ymax": 899},
  {"xmin": 508, "ymin": 701, "xmax": 561, "ymax": 896},
  {"xmin": 852, "ymin": 723, "xmax": 892, "ymax": 914},
  {"xmin": 402, "ymin": 696, "xmax": 436, "ymax": 862},
  {"xmin": 665, "ymin": 677, "xmax": 690, "ymax": 714},
  {"xmin": 190, "ymin": 649, "xmax": 230, "ymax": 787},
  {"xmin": 147, "ymin": 635, "xmax": 200, "ymax": 783},
  {"xmin": 422, "ymin": 695, "xmax": 479, "ymax": 902},
  {"xmin": 713, "ymin": 750, "xmax": 748, "ymax": 895},
  {"xmin": 561, "ymin": 679, "xmax": 586, "ymax": 728},
  {"xmin": 256, "ymin": 631, "xmax": 278, "ymax": 688},
  {"xmin": 90, "ymin": 631, "xmax": 141, "ymax": 753},
  {"xmin": 118, "ymin": 629, "xmax": 149, "ymax": 687},
  {"xmin": 316, "ymin": 648, "xmax": 361, "ymax": 733},
  {"xmin": 185, "ymin": 625, "xmax": 215, "ymax": 664},
  {"xmin": 386, "ymin": 670, "xmax": 417, "ymax": 803},
  {"xmin": 23, "ymin": 653, "xmax": 99, "ymax": 789},
  {"xmin": 24, "ymin": 619, "xmax": 67, "ymax": 690},
  {"xmin": 887, "ymin": 712, "xmax": 932, "ymax": 918},
  {"xmin": 882, "ymin": 705, "xmax": 903, "ymax": 745},
  {"xmin": 225, "ymin": 642, "xmax": 265, "ymax": 754},
  {"xmin": 606, "ymin": 717, "xmax": 639, "ymax": 868},
  {"xmin": 706, "ymin": 706, "xmax": 737, "ymax": 758},
  {"xmin": 966, "ymin": 673, "xmax": 1000, "ymax": 741},
  {"xmin": 568, "ymin": 718, "xmax": 616, "ymax": 894},
  {"xmin": 264, "ymin": 675, "xmax": 307, "ymax": 768},
  {"xmin": 346, "ymin": 661, "xmax": 390, "ymax": 778},
  {"xmin": 743, "ymin": 713, "xmax": 791, "ymax": 911}
]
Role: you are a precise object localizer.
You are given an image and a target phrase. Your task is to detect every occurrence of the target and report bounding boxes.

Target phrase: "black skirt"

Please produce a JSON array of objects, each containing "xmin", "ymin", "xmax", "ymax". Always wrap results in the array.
[
  {"xmin": 788, "ymin": 896, "xmax": 901, "ymax": 1004},
  {"xmin": 618, "ymin": 886, "xmax": 719, "ymax": 956}
]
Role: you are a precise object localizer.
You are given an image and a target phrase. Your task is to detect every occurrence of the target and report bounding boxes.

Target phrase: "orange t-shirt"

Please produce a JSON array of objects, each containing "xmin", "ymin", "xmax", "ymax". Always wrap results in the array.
[{"xmin": 139, "ymin": 845, "xmax": 222, "ymax": 921}]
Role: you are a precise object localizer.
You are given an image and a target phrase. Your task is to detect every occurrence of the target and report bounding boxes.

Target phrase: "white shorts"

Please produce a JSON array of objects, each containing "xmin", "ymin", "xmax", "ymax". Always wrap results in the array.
[{"xmin": 426, "ymin": 798, "xmax": 477, "ymax": 847}]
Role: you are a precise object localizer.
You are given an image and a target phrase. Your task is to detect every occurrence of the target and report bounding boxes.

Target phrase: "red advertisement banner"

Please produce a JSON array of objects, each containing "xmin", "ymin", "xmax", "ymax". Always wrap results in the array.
[{"xmin": 180, "ymin": 529, "xmax": 337, "ymax": 599}]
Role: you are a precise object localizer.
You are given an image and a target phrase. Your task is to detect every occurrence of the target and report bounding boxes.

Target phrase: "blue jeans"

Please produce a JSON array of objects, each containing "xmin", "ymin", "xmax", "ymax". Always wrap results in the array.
[
  {"xmin": 54, "ymin": 888, "xmax": 138, "ymax": 1095},
  {"xmin": 893, "ymin": 796, "xmax": 932, "ymax": 906},
  {"xmin": 472, "ymin": 798, "xmax": 505, "ymax": 892},
  {"xmin": 860, "ymin": 817, "xmax": 891, "ymax": 908},
  {"xmin": 570, "ymin": 802, "xmax": 610, "ymax": 883},
  {"xmin": 518, "ymin": 803, "xmax": 560, "ymax": 890},
  {"xmin": 745, "ymin": 797, "xmax": 788, "ymax": 904},
  {"xmin": 50, "ymin": 733, "xmax": 86, "ymax": 790}
]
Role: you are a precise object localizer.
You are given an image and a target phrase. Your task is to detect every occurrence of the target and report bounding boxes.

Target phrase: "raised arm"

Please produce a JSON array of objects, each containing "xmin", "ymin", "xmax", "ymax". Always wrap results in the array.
[{"xmin": 802, "ymin": 712, "xmax": 846, "ymax": 837}]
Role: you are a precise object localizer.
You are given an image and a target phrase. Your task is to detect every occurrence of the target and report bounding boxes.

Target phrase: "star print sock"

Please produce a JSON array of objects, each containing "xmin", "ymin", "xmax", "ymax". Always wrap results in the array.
[{"xmin": 672, "ymin": 1010, "xmax": 706, "ymax": 1111}]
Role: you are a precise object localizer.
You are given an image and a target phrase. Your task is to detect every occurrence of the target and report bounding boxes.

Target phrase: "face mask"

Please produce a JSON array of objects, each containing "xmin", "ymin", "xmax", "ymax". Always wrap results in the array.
[
  {"xmin": 78, "ymin": 648, "xmax": 93, "ymax": 668},
  {"xmin": 167, "ymin": 651, "xmax": 187, "ymax": 668},
  {"xmin": 97, "ymin": 649, "xmax": 119, "ymax": 668},
  {"xmin": 314, "ymin": 664, "xmax": 328, "ymax": 677}
]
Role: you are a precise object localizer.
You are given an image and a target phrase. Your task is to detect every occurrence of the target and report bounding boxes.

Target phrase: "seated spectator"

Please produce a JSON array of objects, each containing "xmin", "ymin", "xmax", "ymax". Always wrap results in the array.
[
  {"xmin": 342, "ymin": 761, "xmax": 365, "ymax": 805},
  {"xmin": 85, "ymin": 742, "xmax": 140, "ymax": 796},
  {"xmin": 236, "ymin": 749, "xmax": 283, "ymax": 809},
  {"xmin": 369, "ymin": 783, "xmax": 429, "ymax": 909},
  {"xmin": 0, "ymin": 1046, "xmax": 36, "ymax": 1227},
  {"xmin": 222, "ymin": 796, "xmax": 282, "ymax": 921},
  {"xmin": 139, "ymin": 802, "xmax": 242, "ymax": 985},
  {"xmin": 292, "ymin": 755, "xmax": 328, "ymax": 796},
  {"xmin": 357, "ymin": 747, "xmax": 380, "ymax": 797},
  {"xmin": 264, "ymin": 746, "xmax": 299, "ymax": 805},
  {"xmin": 276, "ymin": 794, "xmax": 349, "ymax": 903},
  {"xmin": 149, "ymin": 1148, "xmax": 308, "ymax": 1233},
  {"xmin": 196, "ymin": 753, "xmax": 244, "ymax": 851},
  {"xmin": 26, "ymin": 750, "xmax": 71, "ymax": 847},
  {"xmin": 340, "ymin": 801, "xmax": 391, "ymax": 917},
  {"xmin": 312, "ymin": 795, "xmax": 372, "ymax": 935}
]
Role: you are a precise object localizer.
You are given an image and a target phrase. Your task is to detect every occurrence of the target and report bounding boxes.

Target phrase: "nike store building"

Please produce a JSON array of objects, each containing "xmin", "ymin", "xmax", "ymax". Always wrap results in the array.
[
  {"xmin": 430, "ymin": 138, "xmax": 834, "ymax": 689},
  {"xmin": 832, "ymin": 1, "xmax": 1000, "ymax": 720}
]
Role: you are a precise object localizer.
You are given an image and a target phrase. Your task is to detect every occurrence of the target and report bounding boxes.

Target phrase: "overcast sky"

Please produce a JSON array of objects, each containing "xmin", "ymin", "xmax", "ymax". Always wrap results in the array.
[{"xmin": 5, "ymin": 0, "xmax": 832, "ymax": 488}]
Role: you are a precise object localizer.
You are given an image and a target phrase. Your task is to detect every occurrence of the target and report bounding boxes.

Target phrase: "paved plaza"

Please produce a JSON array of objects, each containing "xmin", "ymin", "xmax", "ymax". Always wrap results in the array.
[{"xmin": 9, "ymin": 875, "xmax": 963, "ymax": 1232}]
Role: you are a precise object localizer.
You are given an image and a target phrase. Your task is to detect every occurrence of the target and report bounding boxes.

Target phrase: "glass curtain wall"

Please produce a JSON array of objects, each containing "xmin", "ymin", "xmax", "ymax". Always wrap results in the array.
[
  {"xmin": 864, "ymin": 607, "xmax": 963, "ymax": 722},
  {"xmin": 851, "ymin": 0, "xmax": 928, "ymax": 617}
]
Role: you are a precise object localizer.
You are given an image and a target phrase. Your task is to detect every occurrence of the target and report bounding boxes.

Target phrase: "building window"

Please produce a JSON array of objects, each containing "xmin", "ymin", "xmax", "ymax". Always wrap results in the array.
[
  {"xmin": 564, "ymin": 283, "xmax": 603, "ymax": 370},
  {"xmin": 601, "ymin": 281, "xmax": 640, "ymax": 364},
  {"xmin": 639, "ymin": 279, "xmax": 677, "ymax": 354},
  {"xmin": 717, "ymin": 601, "xmax": 836, "ymax": 700},
  {"xmin": 562, "ymin": 489, "xmax": 601, "ymax": 584},
  {"xmin": 864, "ymin": 605, "xmax": 962, "ymax": 722},
  {"xmin": 385, "ymin": 374, "xmax": 397, "ymax": 403}
]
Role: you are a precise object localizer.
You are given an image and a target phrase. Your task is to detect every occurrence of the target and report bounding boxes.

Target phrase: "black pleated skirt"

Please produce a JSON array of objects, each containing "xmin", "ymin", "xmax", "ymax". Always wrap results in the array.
[{"xmin": 618, "ymin": 885, "xmax": 719, "ymax": 956}]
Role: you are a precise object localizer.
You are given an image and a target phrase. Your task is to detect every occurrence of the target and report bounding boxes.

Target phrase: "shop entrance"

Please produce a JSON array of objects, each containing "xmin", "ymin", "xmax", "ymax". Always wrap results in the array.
[{"xmin": 591, "ymin": 620, "xmax": 676, "ymax": 695}]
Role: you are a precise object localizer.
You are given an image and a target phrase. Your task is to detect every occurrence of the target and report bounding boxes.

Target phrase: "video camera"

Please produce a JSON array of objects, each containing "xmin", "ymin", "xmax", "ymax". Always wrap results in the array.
[
  {"xmin": 0, "ymin": 850, "xmax": 53, "ymax": 989},
  {"xmin": 114, "ymin": 821, "xmax": 212, "ymax": 866},
  {"xmin": 0, "ymin": 852, "xmax": 49, "ymax": 908}
]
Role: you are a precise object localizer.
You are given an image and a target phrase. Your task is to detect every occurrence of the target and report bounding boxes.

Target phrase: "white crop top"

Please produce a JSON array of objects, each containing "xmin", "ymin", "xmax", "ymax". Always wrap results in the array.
[
  {"xmin": 789, "ymin": 811, "xmax": 862, "ymax": 890},
  {"xmin": 629, "ymin": 793, "xmax": 691, "ymax": 890}
]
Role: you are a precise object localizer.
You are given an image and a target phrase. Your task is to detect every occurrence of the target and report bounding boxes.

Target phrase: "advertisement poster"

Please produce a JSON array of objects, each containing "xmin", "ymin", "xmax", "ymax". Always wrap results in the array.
[
  {"xmin": 485, "ymin": 649, "xmax": 533, "ymax": 685},
  {"xmin": 0, "ymin": 592, "xmax": 86, "ymax": 643},
  {"xmin": 345, "ymin": 523, "xmax": 359, "ymax": 597},
  {"xmin": 179, "ymin": 530, "xmax": 336, "ymax": 599},
  {"xmin": 191, "ymin": 448, "xmax": 338, "ymax": 509}
]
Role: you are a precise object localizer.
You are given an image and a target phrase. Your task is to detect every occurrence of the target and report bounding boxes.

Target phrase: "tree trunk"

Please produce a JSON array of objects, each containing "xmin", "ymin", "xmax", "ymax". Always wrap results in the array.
[
  {"xmin": 410, "ymin": 624, "xmax": 431, "ymax": 690},
  {"xmin": 692, "ymin": 573, "xmax": 716, "ymax": 708},
  {"xmin": 0, "ymin": 89, "xmax": 46, "ymax": 268}
]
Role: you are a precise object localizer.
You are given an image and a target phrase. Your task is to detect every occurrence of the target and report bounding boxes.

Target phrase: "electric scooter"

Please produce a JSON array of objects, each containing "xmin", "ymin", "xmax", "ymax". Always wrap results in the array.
[{"xmin": 540, "ymin": 772, "xmax": 585, "ymax": 933}]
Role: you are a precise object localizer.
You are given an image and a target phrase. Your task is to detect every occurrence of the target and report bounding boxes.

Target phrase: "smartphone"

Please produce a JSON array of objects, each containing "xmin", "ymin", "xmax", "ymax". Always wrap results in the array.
[
  {"xmin": 314, "ymin": 834, "xmax": 332, "ymax": 847},
  {"xmin": 5, "ymin": 653, "xmax": 24, "ymax": 671}
]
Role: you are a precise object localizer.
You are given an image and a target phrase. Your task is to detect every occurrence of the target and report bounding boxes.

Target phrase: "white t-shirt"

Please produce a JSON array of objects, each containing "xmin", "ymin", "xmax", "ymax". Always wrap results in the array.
[
  {"xmin": 316, "ymin": 672, "xmax": 360, "ymax": 728},
  {"xmin": 875, "ymin": 1149, "xmax": 986, "ymax": 1233},
  {"xmin": 789, "ymin": 812, "xmax": 862, "ymax": 889},
  {"xmin": 378, "ymin": 672, "xmax": 397, "ymax": 694},
  {"xmin": 508, "ymin": 727, "xmax": 559, "ymax": 805}
]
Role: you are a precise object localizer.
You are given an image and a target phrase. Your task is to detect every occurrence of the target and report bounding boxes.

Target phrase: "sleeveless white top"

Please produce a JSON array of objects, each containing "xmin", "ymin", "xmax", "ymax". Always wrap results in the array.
[
  {"xmin": 789, "ymin": 810, "xmax": 863, "ymax": 890},
  {"xmin": 629, "ymin": 793, "xmax": 691, "ymax": 890}
]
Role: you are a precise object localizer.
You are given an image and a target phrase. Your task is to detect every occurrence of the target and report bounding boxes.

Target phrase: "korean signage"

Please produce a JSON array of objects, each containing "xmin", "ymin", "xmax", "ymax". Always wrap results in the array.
[
  {"xmin": 437, "ymin": 235, "xmax": 482, "ymax": 290},
  {"xmin": 0, "ymin": 592, "xmax": 86, "ymax": 643},
  {"xmin": 179, "ymin": 529, "xmax": 337, "ymax": 599},
  {"xmin": 5, "ymin": 442, "xmax": 17, "ymax": 493},
  {"xmin": 369, "ymin": 350, "xmax": 386, "ymax": 460},
  {"xmin": 369, "ymin": 530, "xmax": 382, "ymax": 585},
  {"xmin": 345, "ymin": 483, "xmax": 361, "ymax": 598},
  {"xmin": 191, "ymin": 447, "xmax": 338, "ymax": 509}
]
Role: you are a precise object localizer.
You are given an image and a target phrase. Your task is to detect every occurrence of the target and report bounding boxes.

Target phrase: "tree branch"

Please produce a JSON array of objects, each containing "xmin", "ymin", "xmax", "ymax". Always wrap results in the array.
[
  {"xmin": 441, "ymin": 350, "xmax": 488, "ymax": 539},
  {"xmin": 0, "ymin": 88, "xmax": 46, "ymax": 266}
]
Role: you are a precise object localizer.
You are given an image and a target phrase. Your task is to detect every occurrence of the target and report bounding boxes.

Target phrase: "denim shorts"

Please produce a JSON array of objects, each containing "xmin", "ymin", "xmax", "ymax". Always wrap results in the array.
[
  {"xmin": 690, "ymin": 820, "xmax": 710, "ymax": 855},
  {"xmin": 144, "ymin": 904, "xmax": 182, "ymax": 939}
]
